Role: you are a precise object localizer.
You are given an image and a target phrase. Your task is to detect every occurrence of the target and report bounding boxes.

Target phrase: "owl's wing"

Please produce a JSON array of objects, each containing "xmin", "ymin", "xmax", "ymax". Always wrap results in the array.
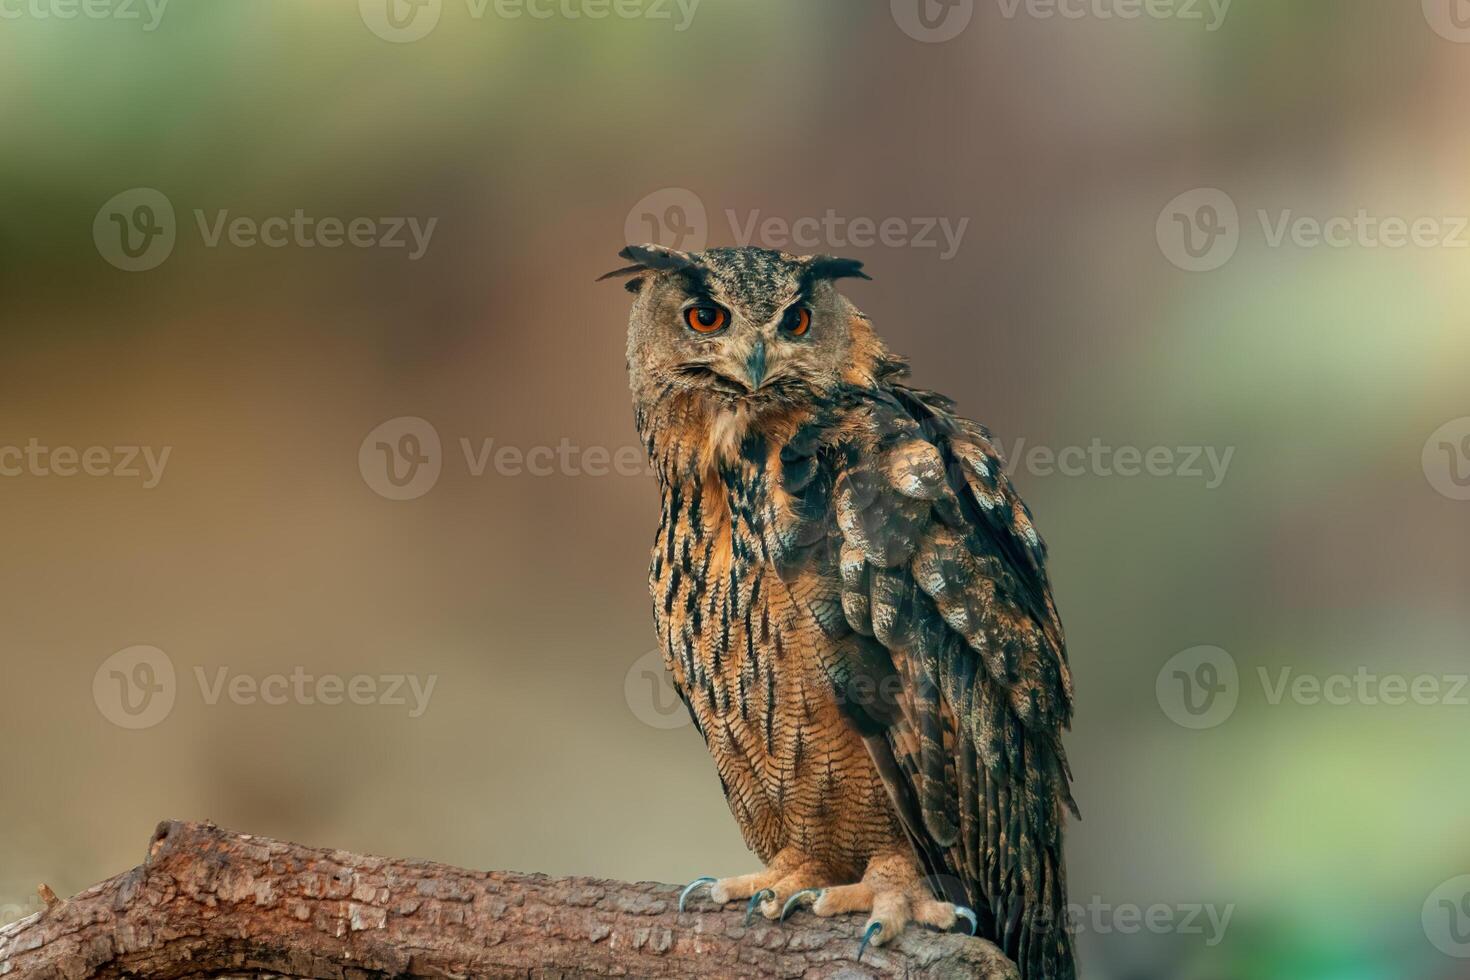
[{"xmin": 769, "ymin": 378, "xmax": 1076, "ymax": 980}]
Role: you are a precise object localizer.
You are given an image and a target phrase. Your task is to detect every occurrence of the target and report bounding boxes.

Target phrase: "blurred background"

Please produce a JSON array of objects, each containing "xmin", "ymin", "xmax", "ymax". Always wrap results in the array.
[{"xmin": 2, "ymin": 1, "xmax": 1468, "ymax": 977}]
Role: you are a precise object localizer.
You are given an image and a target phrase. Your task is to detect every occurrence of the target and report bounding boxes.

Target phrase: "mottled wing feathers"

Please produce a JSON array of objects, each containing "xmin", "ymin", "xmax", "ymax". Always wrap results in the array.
[{"xmin": 767, "ymin": 383, "xmax": 1077, "ymax": 980}]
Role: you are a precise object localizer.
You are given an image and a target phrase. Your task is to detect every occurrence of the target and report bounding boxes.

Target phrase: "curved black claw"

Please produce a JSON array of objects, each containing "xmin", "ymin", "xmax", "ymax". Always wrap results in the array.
[
  {"xmin": 953, "ymin": 905, "xmax": 978, "ymax": 936},
  {"xmin": 781, "ymin": 888, "xmax": 823, "ymax": 921},
  {"xmin": 678, "ymin": 877, "xmax": 716, "ymax": 913},
  {"xmin": 857, "ymin": 921, "xmax": 883, "ymax": 961},
  {"xmin": 744, "ymin": 888, "xmax": 776, "ymax": 925}
]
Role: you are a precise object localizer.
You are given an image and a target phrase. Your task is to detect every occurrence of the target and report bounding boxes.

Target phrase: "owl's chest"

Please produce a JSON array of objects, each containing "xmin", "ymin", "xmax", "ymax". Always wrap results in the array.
[
  {"xmin": 648, "ymin": 469, "xmax": 875, "ymax": 845},
  {"xmin": 649, "ymin": 470, "xmax": 815, "ymax": 739}
]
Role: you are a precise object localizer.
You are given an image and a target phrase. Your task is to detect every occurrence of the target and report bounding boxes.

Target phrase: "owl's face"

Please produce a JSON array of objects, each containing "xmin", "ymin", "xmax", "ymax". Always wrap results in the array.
[{"xmin": 609, "ymin": 245, "xmax": 872, "ymax": 413}]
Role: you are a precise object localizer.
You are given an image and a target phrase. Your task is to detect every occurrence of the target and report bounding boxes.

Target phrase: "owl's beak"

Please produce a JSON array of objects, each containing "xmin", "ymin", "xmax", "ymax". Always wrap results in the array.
[{"xmin": 744, "ymin": 340, "xmax": 767, "ymax": 390}]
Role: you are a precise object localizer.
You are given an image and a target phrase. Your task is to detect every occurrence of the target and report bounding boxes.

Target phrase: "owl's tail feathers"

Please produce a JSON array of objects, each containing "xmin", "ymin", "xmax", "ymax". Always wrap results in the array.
[{"xmin": 986, "ymin": 854, "xmax": 1076, "ymax": 980}]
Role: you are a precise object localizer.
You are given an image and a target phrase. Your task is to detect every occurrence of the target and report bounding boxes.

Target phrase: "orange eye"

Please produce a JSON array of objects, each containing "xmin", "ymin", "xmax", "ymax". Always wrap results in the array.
[
  {"xmin": 685, "ymin": 305, "xmax": 728, "ymax": 333},
  {"xmin": 783, "ymin": 307, "xmax": 812, "ymax": 337}
]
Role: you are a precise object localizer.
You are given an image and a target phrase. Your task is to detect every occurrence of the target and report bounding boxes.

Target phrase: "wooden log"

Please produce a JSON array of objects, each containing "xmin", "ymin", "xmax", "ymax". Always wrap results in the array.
[{"xmin": 0, "ymin": 820, "xmax": 1017, "ymax": 980}]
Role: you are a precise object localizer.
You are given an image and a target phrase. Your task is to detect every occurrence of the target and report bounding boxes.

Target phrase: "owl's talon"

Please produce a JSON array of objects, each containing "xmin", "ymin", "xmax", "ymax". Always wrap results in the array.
[
  {"xmin": 678, "ymin": 876, "xmax": 717, "ymax": 913},
  {"xmin": 953, "ymin": 905, "xmax": 978, "ymax": 936},
  {"xmin": 745, "ymin": 888, "xmax": 775, "ymax": 925},
  {"xmin": 781, "ymin": 888, "xmax": 823, "ymax": 921},
  {"xmin": 857, "ymin": 921, "xmax": 883, "ymax": 961}
]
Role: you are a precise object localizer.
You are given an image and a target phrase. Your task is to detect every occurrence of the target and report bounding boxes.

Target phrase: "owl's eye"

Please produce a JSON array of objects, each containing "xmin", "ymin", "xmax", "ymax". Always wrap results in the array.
[
  {"xmin": 782, "ymin": 306, "xmax": 812, "ymax": 337},
  {"xmin": 685, "ymin": 305, "xmax": 728, "ymax": 334}
]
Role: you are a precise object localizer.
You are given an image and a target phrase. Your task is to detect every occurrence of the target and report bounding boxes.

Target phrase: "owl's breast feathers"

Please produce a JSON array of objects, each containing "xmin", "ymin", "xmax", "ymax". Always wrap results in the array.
[{"xmin": 639, "ymin": 359, "xmax": 1076, "ymax": 980}]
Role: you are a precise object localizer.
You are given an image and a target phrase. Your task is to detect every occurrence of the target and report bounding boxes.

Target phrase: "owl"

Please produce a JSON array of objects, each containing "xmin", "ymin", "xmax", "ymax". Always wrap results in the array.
[{"xmin": 603, "ymin": 244, "xmax": 1077, "ymax": 978}]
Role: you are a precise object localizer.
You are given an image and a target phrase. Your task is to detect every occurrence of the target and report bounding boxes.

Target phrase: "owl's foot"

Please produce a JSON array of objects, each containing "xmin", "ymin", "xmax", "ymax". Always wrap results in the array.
[
  {"xmin": 782, "ymin": 853, "xmax": 977, "ymax": 960},
  {"xmin": 677, "ymin": 848, "xmax": 839, "ymax": 923}
]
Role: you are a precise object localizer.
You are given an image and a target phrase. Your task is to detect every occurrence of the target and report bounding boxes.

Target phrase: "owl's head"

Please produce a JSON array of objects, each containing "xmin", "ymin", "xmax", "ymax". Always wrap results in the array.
[{"xmin": 604, "ymin": 244, "xmax": 877, "ymax": 413}]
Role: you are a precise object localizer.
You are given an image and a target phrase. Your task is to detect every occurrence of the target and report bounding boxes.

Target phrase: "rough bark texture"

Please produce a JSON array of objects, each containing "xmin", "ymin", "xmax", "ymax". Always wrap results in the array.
[{"xmin": 0, "ymin": 821, "xmax": 1017, "ymax": 980}]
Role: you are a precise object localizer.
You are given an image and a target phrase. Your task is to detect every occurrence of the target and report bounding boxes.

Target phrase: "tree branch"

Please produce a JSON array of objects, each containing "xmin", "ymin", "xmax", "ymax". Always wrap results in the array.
[{"xmin": 0, "ymin": 821, "xmax": 1016, "ymax": 980}]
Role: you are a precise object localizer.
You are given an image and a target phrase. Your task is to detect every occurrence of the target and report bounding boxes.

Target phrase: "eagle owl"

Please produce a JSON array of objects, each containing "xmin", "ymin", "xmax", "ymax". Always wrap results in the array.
[{"xmin": 605, "ymin": 244, "xmax": 1077, "ymax": 978}]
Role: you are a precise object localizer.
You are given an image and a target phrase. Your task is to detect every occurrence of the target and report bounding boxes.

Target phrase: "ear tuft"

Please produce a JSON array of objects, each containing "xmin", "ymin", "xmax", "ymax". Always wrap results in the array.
[
  {"xmin": 597, "ymin": 243, "xmax": 701, "ymax": 283},
  {"xmin": 806, "ymin": 255, "xmax": 872, "ymax": 282},
  {"xmin": 620, "ymin": 243, "xmax": 699, "ymax": 271}
]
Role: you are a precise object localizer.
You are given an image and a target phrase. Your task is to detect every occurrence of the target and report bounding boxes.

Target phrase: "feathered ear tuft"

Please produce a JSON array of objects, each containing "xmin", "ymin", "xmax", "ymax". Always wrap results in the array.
[
  {"xmin": 804, "ymin": 255, "xmax": 872, "ymax": 283},
  {"xmin": 599, "ymin": 244, "xmax": 710, "ymax": 296},
  {"xmin": 599, "ymin": 243, "xmax": 708, "ymax": 290},
  {"xmin": 620, "ymin": 243, "xmax": 699, "ymax": 271},
  {"xmin": 597, "ymin": 243, "xmax": 700, "ymax": 283}
]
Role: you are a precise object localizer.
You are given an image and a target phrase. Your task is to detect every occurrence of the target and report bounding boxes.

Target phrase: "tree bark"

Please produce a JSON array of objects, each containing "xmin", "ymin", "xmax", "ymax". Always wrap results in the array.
[{"xmin": 0, "ymin": 821, "xmax": 1017, "ymax": 980}]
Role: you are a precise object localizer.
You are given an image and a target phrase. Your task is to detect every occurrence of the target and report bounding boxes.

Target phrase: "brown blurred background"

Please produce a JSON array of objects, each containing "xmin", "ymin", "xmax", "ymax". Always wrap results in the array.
[{"xmin": 2, "ymin": 1, "xmax": 1469, "ymax": 976}]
